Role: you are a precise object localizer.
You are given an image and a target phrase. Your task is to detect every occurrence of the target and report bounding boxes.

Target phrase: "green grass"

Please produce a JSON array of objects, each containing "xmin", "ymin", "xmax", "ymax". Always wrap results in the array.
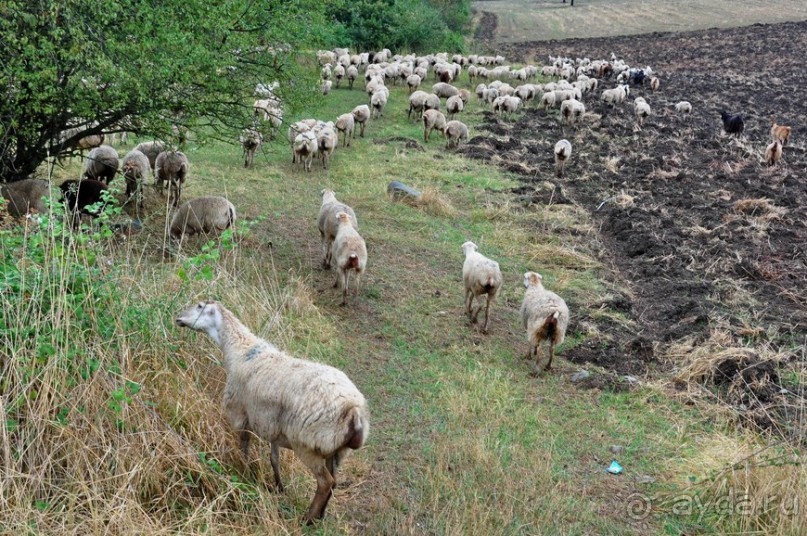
[
  {"xmin": 3, "ymin": 68, "xmax": 803, "ymax": 535},
  {"xmin": 473, "ymin": 0, "xmax": 807, "ymax": 43}
]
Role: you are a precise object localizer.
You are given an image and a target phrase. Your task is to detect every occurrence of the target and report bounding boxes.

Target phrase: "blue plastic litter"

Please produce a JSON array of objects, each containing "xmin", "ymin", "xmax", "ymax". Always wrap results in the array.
[{"xmin": 607, "ymin": 460, "xmax": 624, "ymax": 474}]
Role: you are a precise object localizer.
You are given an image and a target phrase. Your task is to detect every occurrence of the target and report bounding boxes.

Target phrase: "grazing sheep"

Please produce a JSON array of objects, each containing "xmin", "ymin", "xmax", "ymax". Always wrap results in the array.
[
  {"xmin": 457, "ymin": 89, "xmax": 471, "ymax": 105},
  {"xmin": 133, "ymin": 141, "xmax": 166, "ymax": 171},
  {"xmin": 540, "ymin": 91, "xmax": 556, "ymax": 110},
  {"xmin": 431, "ymin": 82, "xmax": 459, "ymax": 99},
  {"xmin": 720, "ymin": 110, "xmax": 745, "ymax": 137},
  {"xmin": 170, "ymin": 196, "xmax": 236, "ymax": 239},
  {"xmin": 634, "ymin": 98, "xmax": 651, "ymax": 127},
  {"xmin": 423, "ymin": 109, "xmax": 447, "ymax": 143},
  {"xmin": 675, "ymin": 101, "xmax": 692, "ymax": 115},
  {"xmin": 317, "ymin": 189, "xmax": 358, "ymax": 268},
  {"xmin": 335, "ymin": 113, "xmax": 355, "ymax": 148},
  {"xmin": 408, "ymin": 90, "xmax": 429, "ymax": 120},
  {"xmin": 649, "ymin": 77, "xmax": 660, "ymax": 91},
  {"xmin": 424, "ymin": 93, "xmax": 441, "ymax": 112},
  {"xmin": 294, "ymin": 131, "xmax": 318, "ymax": 172},
  {"xmin": 475, "ymin": 83, "xmax": 487, "ymax": 100},
  {"xmin": 554, "ymin": 139, "xmax": 572, "ymax": 177},
  {"xmin": 60, "ymin": 179, "xmax": 109, "ymax": 218},
  {"xmin": 175, "ymin": 301, "xmax": 369, "ymax": 524},
  {"xmin": 154, "ymin": 150, "xmax": 190, "ymax": 208},
  {"xmin": 771, "ymin": 121, "xmax": 792, "ymax": 146},
  {"xmin": 461, "ymin": 241, "xmax": 503, "ymax": 333},
  {"xmin": 370, "ymin": 89, "xmax": 388, "ymax": 119},
  {"xmin": 444, "ymin": 120, "xmax": 468, "ymax": 149},
  {"xmin": 520, "ymin": 272, "xmax": 569, "ymax": 374},
  {"xmin": 240, "ymin": 128, "xmax": 263, "ymax": 168},
  {"xmin": 1, "ymin": 179, "xmax": 50, "ymax": 218},
  {"xmin": 351, "ymin": 105, "xmax": 370, "ymax": 138},
  {"xmin": 82, "ymin": 145, "xmax": 119, "ymax": 184},
  {"xmin": 121, "ymin": 149, "xmax": 150, "ymax": 209},
  {"xmin": 407, "ymin": 74, "xmax": 422, "ymax": 93},
  {"xmin": 445, "ymin": 95, "xmax": 464, "ymax": 120},
  {"xmin": 346, "ymin": 65, "xmax": 359, "ymax": 90},
  {"xmin": 765, "ymin": 140, "xmax": 783, "ymax": 166},
  {"xmin": 315, "ymin": 126, "xmax": 338, "ymax": 169},
  {"xmin": 331, "ymin": 212, "xmax": 367, "ymax": 305},
  {"xmin": 560, "ymin": 98, "xmax": 585, "ymax": 125}
]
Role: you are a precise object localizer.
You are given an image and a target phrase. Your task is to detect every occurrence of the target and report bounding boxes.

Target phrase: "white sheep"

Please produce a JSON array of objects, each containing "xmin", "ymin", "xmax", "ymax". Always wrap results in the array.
[
  {"xmin": 175, "ymin": 301, "xmax": 369, "ymax": 524},
  {"xmin": 121, "ymin": 149, "xmax": 150, "ymax": 209},
  {"xmin": 83, "ymin": 145, "xmax": 119, "ymax": 184},
  {"xmin": 317, "ymin": 189, "xmax": 358, "ymax": 268},
  {"xmin": 431, "ymin": 82, "xmax": 459, "ymax": 99},
  {"xmin": 520, "ymin": 272, "xmax": 569, "ymax": 374},
  {"xmin": 560, "ymin": 98, "xmax": 585, "ymax": 126},
  {"xmin": 445, "ymin": 95, "xmax": 464, "ymax": 120},
  {"xmin": 332, "ymin": 211, "xmax": 367, "ymax": 305},
  {"xmin": 634, "ymin": 97, "xmax": 651, "ymax": 127},
  {"xmin": 423, "ymin": 109, "xmax": 447, "ymax": 143},
  {"xmin": 335, "ymin": 113, "xmax": 355, "ymax": 147},
  {"xmin": 554, "ymin": 139, "xmax": 572, "ymax": 177},
  {"xmin": 540, "ymin": 91, "xmax": 556, "ymax": 110},
  {"xmin": 316, "ymin": 126, "xmax": 338, "ymax": 169},
  {"xmin": 321, "ymin": 80, "xmax": 333, "ymax": 95},
  {"xmin": 170, "ymin": 196, "xmax": 236, "ymax": 239},
  {"xmin": 333, "ymin": 64, "xmax": 346, "ymax": 88},
  {"xmin": 460, "ymin": 241, "xmax": 502, "ymax": 333},
  {"xmin": 346, "ymin": 65, "xmax": 359, "ymax": 89},
  {"xmin": 370, "ymin": 88, "xmax": 388, "ymax": 119},
  {"xmin": 351, "ymin": 105, "xmax": 370, "ymax": 137},
  {"xmin": 444, "ymin": 120, "xmax": 468, "ymax": 149},
  {"xmin": 239, "ymin": 128, "xmax": 263, "ymax": 168},
  {"xmin": 133, "ymin": 141, "xmax": 166, "ymax": 171},
  {"xmin": 675, "ymin": 101, "xmax": 692, "ymax": 115},
  {"xmin": 154, "ymin": 150, "xmax": 189, "ymax": 207},
  {"xmin": 406, "ymin": 74, "xmax": 422, "ymax": 93},
  {"xmin": 293, "ymin": 131, "xmax": 318, "ymax": 172},
  {"xmin": 408, "ymin": 90, "xmax": 429, "ymax": 120}
]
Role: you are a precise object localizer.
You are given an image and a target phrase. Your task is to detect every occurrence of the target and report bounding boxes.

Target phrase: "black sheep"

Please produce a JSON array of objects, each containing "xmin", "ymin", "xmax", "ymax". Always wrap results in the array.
[
  {"xmin": 720, "ymin": 110, "xmax": 745, "ymax": 137},
  {"xmin": 629, "ymin": 69, "xmax": 646, "ymax": 86},
  {"xmin": 60, "ymin": 179, "xmax": 109, "ymax": 217}
]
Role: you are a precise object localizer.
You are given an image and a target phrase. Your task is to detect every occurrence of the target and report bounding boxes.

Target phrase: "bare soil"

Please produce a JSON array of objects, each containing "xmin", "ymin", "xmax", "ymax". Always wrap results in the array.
[{"xmin": 462, "ymin": 21, "xmax": 807, "ymax": 430}]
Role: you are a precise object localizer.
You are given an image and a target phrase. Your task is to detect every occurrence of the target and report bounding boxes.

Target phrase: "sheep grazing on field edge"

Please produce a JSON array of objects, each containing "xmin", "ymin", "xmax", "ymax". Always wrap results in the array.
[
  {"xmin": 121, "ymin": 149, "xmax": 150, "ymax": 210},
  {"xmin": 154, "ymin": 150, "xmax": 189, "ymax": 208},
  {"xmin": 82, "ymin": 145, "xmax": 119, "ymax": 184},
  {"xmin": 175, "ymin": 301, "xmax": 369, "ymax": 524},
  {"xmin": 170, "ymin": 196, "xmax": 236, "ymax": 240},
  {"xmin": 1, "ymin": 179, "xmax": 50, "ymax": 218},
  {"xmin": 520, "ymin": 272, "xmax": 569, "ymax": 374},
  {"xmin": 461, "ymin": 241, "xmax": 503, "ymax": 333}
]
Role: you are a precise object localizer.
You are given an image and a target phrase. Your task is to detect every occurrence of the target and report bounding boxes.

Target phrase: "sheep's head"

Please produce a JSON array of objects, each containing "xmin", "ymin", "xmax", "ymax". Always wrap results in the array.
[
  {"xmin": 176, "ymin": 301, "xmax": 223, "ymax": 341},
  {"xmin": 320, "ymin": 189, "xmax": 336, "ymax": 203},
  {"xmin": 523, "ymin": 272, "xmax": 543, "ymax": 289},
  {"xmin": 461, "ymin": 241, "xmax": 477, "ymax": 256},
  {"xmin": 335, "ymin": 211, "xmax": 352, "ymax": 226}
]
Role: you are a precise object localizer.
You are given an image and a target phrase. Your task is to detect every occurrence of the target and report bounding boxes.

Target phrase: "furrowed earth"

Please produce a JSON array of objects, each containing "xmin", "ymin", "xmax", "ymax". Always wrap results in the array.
[{"xmin": 466, "ymin": 20, "xmax": 806, "ymax": 434}]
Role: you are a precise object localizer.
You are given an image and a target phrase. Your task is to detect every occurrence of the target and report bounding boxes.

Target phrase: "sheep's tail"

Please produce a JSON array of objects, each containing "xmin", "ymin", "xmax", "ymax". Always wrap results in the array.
[
  {"xmin": 346, "ymin": 253, "xmax": 359, "ymax": 269},
  {"xmin": 227, "ymin": 206, "xmax": 236, "ymax": 228},
  {"xmin": 532, "ymin": 311, "xmax": 560, "ymax": 346},
  {"xmin": 482, "ymin": 275, "xmax": 497, "ymax": 293},
  {"xmin": 343, "ymin": 406, "xmax": 368, "ymax": 450}
]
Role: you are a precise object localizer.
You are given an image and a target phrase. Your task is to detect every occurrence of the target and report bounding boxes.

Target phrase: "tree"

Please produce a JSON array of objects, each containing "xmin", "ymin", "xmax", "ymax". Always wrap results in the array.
[{"xmin": 0, "ymin": 0, "xmax": 327, "ymax": 183}]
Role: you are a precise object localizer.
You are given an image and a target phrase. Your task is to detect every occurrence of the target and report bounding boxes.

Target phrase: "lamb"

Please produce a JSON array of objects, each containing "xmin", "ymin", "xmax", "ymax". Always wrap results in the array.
[
  {"xmin": 675, "ymin": 101, "xmax": 692, "ymax": 115},
  {"xmin": 771, "ymin": 122, "xmax": 792, "ymax": 146},
  {"xmin": 431, "ymin": 82, "xmax": 459, "ymax": 99},
  {"xmin": 720, "ymin": 110, "xmax": 744, "ymax": 137},
  {"xmin": 351, "ymin": 105, "xmax": 370, "ymax": 137},
  {"xmin": 154, "ymin": 150, "xmax": 190, "ymax": 207},
  {"xmin": 121, "ymin": 149, "xmax": 150, "ymax": 209},
  {"xmin": 423, "ymin": 109, "xmax": 447, "ymax": 143},
  {"xmin": 554, "ymin": 139, "xmax": 572, "ymax": 177},
  {"xmin": 444, "ymin": 120, "xmax": 468, "ymax": 149},
  {"xmin": 82, "ymin": 145, "xmax": 119, "ymax": 184},
  {"xmin": 765, "ymin": 140, "xmax": 783, "ymax": 166},
  {"xmin": 60, "ymin": 179, "xmax": 109, "ymax": 218},
  {"xmin": 175, "ymin": 301, "xmax": 369, "ymax": 524},
  {"xmin": 649, "ymin": 77, "xmax": 660, "ymax": 91},
  {"xmin": 317, "ymin": 189, "xmax": 358, "ymax": 268},
  {"xmin": 335, "ymin": 113, "xmax": 355, "ymax": 147},
  {"xmin": 321, "ymin": 80, "xmax": 333, "ymax": 95},
  {"xmin": 370, "ymin": 89, "xmax": 388, "ymax": 119},
  {"xmin": 331, "ymin": 212, "xmax": 367, "ymax": 305},
  {"xmin": 240, "ymin": 128, "xmax": 263, "ymax": 168},
  {"xmin": 1, "ymin": 179, "xmax": 50, "ymax": 218},
  {"xmin": 293, "ymin": 131, "xmax": 318, "ymax": 172},
  {"xmin": 316, "ymin": 126, "xmax": 338, "ymax": 169},
  {"xmin": 346, "ymin": 65, "xmax": 359, "ymax": 89},
  {"xmin": 461, "ymin": 241, "xmax": 503, "ymax": 333},
  {"xmin": 520, "ymin": 272, "xmax": 569, "ymax": 374},
  {"xmin": 634, "ymin": 98, "xmax": 652, "ymax": 127},
  {"xmin": 445, "ymin": 95, "xmax": 464, "ymax": 120},
  {"xmin": 170, "ymin": 196, "xmax": 236, "ymax": 239},
  {"xmin": 133, "ymin": 141, "xmax": 166, "ymax": 171}
]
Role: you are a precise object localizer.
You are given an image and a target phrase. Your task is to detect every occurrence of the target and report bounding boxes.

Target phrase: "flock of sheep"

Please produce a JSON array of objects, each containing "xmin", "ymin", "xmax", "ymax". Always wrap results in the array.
[{"xmin": 2, "ymin": 41, "xmax": 795, "ymax": 526}]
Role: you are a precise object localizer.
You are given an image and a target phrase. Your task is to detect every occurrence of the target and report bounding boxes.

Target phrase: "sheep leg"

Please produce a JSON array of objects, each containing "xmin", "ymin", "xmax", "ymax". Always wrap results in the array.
[
  {"xmin": 471, "ymin": 304, "xmax": 484, "ymax": 324},
  {"xmin": 270, "ymin": 443, "xmax": 284, "ymax": 491},
  {"xmin": 321, "ymin": 233, "xmax": 331, "ymax": 268},
  {"xmin": 341, "ymin": 270, "xmax": 350, "ymax": 306},
  {"xmin": 464, "ymin": 289, "xmax": 474, "ymax": 318},
  {"xmin": 482, "ymin": 293, "xmax": 493, "ymax": 333},
  {"xmin": 240, "ymin": 430, "xmax": 251, "ymax": 462},
  {"xmin": 546, "ymin": 343, "xmax": 555, "ymax": 371},
  {"xmin": 297, "ymin": 451, "xmax": 336, "ymax": 524}
]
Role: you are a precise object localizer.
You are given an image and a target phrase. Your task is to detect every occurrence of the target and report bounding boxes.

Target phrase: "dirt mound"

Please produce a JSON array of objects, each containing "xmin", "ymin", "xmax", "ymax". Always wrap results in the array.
[
  {"xmin": 473, "ymin": 10, "xmax": 498, "ymax": 45},
  {"xmin": 464, "ymin": 22, "xmax": 807, "ymax": 398}
]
